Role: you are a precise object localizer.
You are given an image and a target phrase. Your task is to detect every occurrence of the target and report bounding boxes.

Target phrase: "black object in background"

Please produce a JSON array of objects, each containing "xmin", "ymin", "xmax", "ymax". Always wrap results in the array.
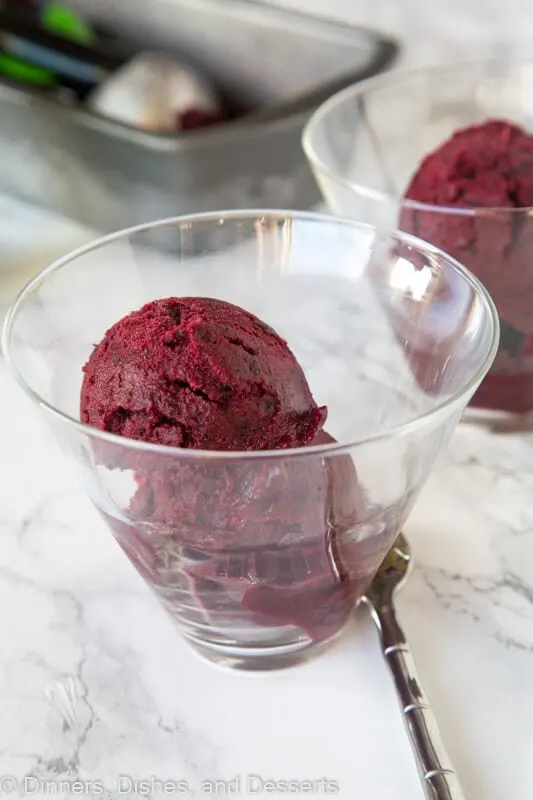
[{"xmin": 0, "ymin": 9, "xmax": 124, "ymax": 98}]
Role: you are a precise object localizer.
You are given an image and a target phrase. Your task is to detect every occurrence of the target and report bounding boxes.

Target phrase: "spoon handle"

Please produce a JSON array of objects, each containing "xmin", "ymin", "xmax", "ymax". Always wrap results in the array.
[{"xmin": 369, "ymin": 602, "xmax": 467, "ymax": 800}]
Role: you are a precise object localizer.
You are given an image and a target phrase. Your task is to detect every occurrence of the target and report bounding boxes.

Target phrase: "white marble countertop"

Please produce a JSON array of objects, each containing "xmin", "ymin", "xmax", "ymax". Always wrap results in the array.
[{"xmin": 2, "ymin": 0, "xmax": 533, "ymax": 797}]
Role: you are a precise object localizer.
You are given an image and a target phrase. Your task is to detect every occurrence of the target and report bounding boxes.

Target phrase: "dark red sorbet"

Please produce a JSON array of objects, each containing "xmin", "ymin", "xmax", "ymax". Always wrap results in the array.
[
  {"xmin": 178, "ymin": 107, "xmax": 227, "ymax": 131},
  {"xmin": 82, "ymin": 298, "xmax": 383, "ymax": 643},
  {"xmin": 401, "ymin": 119, "xmax": 533, "ymax": 413},
  {"xmin": 81, "ymin": 297, "xmax": 327, "ymax": 458},
  {"xmin": 102, "ymin": 431, "xmax": 383, "ymax": 644}
]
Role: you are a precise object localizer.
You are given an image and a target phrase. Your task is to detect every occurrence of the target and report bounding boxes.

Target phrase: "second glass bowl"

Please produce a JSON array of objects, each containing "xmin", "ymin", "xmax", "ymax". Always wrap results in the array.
[{"xmin": 304, "ymin": 60, "xmax": 533, "ymax": 415}]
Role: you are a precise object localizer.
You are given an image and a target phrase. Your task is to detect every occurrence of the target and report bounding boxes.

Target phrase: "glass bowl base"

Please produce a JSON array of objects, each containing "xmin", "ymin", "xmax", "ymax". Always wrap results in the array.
[{"xmin": 180, "ymin": 627, "xmax": 346, "ymax": 672}]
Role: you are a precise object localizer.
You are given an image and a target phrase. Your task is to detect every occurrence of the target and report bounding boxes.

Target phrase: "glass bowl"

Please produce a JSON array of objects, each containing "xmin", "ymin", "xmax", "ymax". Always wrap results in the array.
[
  {"xmin": 2, "ymin": 211, "xmax": 498, "ymax": 671},
  {"xmin": 303, "ymin": 60, "xmax": 533, "ymax": 415}
]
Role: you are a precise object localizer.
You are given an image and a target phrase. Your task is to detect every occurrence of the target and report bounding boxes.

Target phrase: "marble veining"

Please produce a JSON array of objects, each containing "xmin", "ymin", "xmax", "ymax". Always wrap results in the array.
[
  {"xmin": 2, "ymin": 199, "xmax": 533, "ymax": 800},
  {"xmin": 1, "ymin": 0, "xmax": 533, "ymax": 796}
]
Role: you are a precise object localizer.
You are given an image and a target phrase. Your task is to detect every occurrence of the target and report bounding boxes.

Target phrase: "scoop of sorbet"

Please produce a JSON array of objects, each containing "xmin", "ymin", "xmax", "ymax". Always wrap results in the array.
[
  {"xmin": 81, "ymin": 297, "xmax": 327, "ymax": 452},
  {"xmin": 81, "ymin": 298, "xmax": 371, "ymax": 644},
  {"xmin": 399, "ymin": 119, "xmax": 533, "ymax": 410},
  {"xmin": 402, "ymin": 119, "xmax": 533, "ymax": 339}
]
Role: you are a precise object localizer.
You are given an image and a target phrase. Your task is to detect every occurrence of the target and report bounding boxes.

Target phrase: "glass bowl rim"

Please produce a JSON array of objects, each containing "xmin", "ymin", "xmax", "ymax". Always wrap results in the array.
[
  {"xmin": 2, "ymin": 208, "xmax": 500, "ymax": 462},
  {"xmin": 302, "ymin": 58, "xmax": 533, "ymax": 216}
]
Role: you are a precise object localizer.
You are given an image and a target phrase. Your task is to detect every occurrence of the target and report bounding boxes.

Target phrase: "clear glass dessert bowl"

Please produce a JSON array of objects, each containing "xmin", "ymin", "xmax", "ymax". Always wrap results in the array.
[
  {"xmin": 2, "ymin": 211, "xmax": 498, "ymax": 671},
  {"xmin": 303, "ymin": 61, "xmax": 533, "ymax": 416}
]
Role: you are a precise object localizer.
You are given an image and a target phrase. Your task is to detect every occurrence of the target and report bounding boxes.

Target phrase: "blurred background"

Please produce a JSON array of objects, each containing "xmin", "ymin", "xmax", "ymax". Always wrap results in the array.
[
  {"xmin": 1, "ymin": 0, "xmax": 533, "ymax": 308},
  {"xmin": 266, "ymin": 0, "xmax": 533, "ymax": 66}
]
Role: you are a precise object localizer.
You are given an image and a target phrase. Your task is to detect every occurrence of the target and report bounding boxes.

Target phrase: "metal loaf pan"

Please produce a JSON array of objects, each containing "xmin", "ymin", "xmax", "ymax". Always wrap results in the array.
[{"xmin": 0, "ymin": 0, "xmax": 398, "ymax": 233}]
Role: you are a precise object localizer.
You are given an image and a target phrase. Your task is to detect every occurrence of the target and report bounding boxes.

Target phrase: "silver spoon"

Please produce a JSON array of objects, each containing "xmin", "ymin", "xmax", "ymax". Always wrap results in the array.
[{"xmin": 362, "ymin": 533, "xmax": 467, "ymax": 800}]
